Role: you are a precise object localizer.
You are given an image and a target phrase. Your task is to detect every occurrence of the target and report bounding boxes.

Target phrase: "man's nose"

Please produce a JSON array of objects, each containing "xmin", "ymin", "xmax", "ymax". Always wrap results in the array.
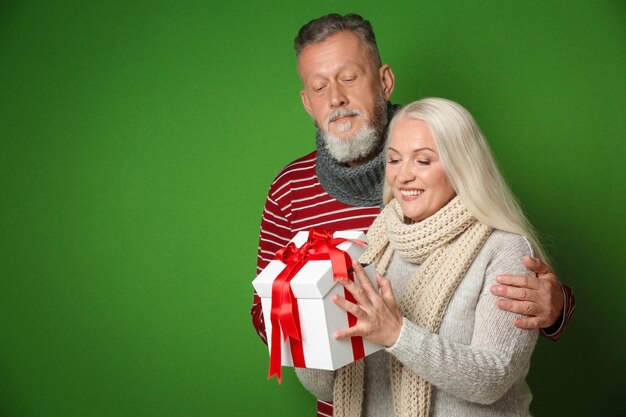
[{"xmin": 329, "ymin": 83, "xmax": 348, "ymax": 108}]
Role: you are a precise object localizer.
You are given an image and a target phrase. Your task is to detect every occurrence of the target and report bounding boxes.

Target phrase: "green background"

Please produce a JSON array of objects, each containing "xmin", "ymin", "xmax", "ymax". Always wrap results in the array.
[{"xmin": 1, "ymin": 1, "xmax": 624, "ymax": 416}]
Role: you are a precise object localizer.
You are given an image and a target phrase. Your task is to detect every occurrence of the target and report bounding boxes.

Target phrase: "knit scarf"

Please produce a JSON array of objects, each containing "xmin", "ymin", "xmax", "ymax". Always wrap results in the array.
[
  {"xmin": 315, "ymin": 103, "xmax": 401, "ymax": 207},
  {"xmin": 333, "ymin": 196, "xmax": 492, "ymax": 417}
]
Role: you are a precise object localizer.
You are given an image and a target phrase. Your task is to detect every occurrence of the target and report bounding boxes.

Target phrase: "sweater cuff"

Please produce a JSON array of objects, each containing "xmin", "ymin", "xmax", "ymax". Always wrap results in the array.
[
  {"xmin": 539, "ymin": 283, "xmax": 576, "ymax": 341},
  {"xmin": 385, "ymin": 317, "xmax": 427, "ymax": 360}
]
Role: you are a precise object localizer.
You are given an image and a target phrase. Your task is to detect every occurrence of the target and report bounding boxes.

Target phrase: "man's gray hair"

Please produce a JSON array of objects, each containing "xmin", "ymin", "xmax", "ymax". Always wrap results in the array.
[{"xmin": 294, "ymin": 13, "xmax": 382, "ymax": 67}]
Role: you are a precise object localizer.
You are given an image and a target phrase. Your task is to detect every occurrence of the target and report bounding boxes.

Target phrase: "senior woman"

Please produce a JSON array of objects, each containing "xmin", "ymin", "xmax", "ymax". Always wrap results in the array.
[{"xmin": 295, "ymin": 98, "xmax": 542, "ymax": 417}]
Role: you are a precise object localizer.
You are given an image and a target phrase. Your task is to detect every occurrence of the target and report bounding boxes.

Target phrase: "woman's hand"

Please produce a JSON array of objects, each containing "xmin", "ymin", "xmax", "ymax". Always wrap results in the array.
[{"xmin": 332, "ymin": 261, "xmax": 404, "ymax": 347}]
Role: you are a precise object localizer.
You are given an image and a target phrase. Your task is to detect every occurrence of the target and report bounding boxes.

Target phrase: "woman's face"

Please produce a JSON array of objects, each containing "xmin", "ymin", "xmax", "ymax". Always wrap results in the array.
[{"xmin": 385, "ymin": 117, "xmax": 456, "ymax": 222}]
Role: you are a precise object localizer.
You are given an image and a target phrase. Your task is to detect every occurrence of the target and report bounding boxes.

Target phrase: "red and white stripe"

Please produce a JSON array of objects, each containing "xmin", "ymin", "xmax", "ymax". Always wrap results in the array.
[{"xmin": 254, "ymin": 151, "xmax": 380, "ymax": 274}]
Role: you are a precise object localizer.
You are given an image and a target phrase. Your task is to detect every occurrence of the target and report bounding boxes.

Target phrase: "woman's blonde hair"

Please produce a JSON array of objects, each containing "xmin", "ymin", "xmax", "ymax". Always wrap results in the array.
[{"xmin": 383, "ymin": 97, "xmax": 547, "ymax": 261}]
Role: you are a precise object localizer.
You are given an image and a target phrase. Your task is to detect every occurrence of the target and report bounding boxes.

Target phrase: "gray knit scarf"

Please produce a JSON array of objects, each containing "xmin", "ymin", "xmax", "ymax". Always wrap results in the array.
[{"xmin": 315, "ymin": 103, "xmax": 401, "ymax": 207}]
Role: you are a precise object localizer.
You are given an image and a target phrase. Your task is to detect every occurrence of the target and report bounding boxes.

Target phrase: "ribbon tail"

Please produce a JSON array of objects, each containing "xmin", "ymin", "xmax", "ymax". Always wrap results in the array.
[
  {"xmin": 343, "ymin": 270, "xmax": 365, "ymax": 361},
  {"xmin": 278, "ymin": 279, "xmax": 301, "ymax": 341},
  {"xmin": 268, "ymin": 318, "xmax": 283, "ymax": 383},
  {"xmin": 288, "ymin": 296, "xmax": 306, "ymax": 368}
]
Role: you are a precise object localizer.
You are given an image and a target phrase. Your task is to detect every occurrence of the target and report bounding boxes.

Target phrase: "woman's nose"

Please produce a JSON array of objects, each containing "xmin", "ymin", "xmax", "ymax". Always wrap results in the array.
[{"xmin": 397, "ymin": 162, "xmax": 415, "ymax": 183}]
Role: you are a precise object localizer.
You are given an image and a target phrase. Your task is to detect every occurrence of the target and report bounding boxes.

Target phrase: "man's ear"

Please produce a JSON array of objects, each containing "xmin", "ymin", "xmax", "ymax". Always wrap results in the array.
[
  {"xmin": 300, "ymin": 90, "xmax": 313, "ymax": 116},
  {"xmin": 379, "ymin": 64, "xmax": 395, "ymax": 101}
]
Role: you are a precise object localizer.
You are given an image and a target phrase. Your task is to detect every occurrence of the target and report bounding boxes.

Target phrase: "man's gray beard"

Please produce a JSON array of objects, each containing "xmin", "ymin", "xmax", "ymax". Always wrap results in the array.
[
  {"xmin": 318, "ymin": 98, "xmax": 388, "ymax": 163},
  {"xmin": 320, "ymin": 123, "xmax": 380, "ymax": 163}
]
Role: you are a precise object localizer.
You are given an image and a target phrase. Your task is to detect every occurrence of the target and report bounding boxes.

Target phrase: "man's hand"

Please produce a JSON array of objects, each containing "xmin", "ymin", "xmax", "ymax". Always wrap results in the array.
[{"xmin": 490, "ymin": 256, "xmax": 564, "ymax": 330}]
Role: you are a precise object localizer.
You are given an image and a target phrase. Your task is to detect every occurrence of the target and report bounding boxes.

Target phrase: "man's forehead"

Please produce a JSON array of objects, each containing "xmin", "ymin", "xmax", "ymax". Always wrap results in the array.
[{"xmin": 296, "ymin": 32, "xmax": 375, "ymax": 77}]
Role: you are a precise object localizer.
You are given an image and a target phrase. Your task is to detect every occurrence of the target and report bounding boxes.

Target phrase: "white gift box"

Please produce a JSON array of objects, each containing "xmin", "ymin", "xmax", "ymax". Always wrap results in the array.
[{"xmin": 252, "ymin": 230, "xmax": 383, "ymax": 372}]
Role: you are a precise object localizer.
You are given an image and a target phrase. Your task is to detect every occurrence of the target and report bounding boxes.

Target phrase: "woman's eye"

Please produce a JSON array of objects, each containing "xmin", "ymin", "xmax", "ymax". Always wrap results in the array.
[
  {"xmin": 417, "ymin": 159, "xmax": 431, "ymax": 166},
  {"xmin": 387, "ymin": 158, "xmax": 400, "ymax": 164}
]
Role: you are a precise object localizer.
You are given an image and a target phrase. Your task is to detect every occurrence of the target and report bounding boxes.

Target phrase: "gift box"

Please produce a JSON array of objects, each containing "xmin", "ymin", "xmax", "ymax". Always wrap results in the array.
[{"xmin": 252, "ymin": 228, "xmax": 383, "ymax": 381}]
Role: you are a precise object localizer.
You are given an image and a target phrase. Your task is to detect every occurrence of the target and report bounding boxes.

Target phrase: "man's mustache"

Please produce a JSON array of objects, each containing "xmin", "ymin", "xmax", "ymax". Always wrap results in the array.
[{"xmin": 325, "ymin": 108, "xmax": 361, "ymax": 129}]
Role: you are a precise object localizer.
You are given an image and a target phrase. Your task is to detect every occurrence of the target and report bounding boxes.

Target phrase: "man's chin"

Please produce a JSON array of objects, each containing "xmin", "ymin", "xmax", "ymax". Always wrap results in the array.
[
  {"xmin": 328, "ymin": 126, "xmax": 359, "ymax": 141},
  {"xmin": 323, "ymin": 135, "xmax": 380, "ymax": 163}
]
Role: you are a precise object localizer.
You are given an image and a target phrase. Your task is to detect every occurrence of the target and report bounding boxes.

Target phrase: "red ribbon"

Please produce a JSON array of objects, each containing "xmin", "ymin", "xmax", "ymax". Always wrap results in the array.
[{"xmin": 268, "ymin": 228, "xmax": 367, "ymax": 382}]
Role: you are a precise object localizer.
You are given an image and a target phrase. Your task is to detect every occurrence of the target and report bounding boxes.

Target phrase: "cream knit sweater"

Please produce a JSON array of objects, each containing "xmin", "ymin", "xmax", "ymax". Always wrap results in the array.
[{"xmin": 295, "ymin": 230, "xmax": 539, "ymax": 416}]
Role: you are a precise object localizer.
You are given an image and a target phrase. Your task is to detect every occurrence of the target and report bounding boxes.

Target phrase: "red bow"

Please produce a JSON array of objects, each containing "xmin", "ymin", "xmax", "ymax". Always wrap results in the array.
[{"xmin": 268, "ymin": 228, "xmax": 366, "ymax": 382}]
